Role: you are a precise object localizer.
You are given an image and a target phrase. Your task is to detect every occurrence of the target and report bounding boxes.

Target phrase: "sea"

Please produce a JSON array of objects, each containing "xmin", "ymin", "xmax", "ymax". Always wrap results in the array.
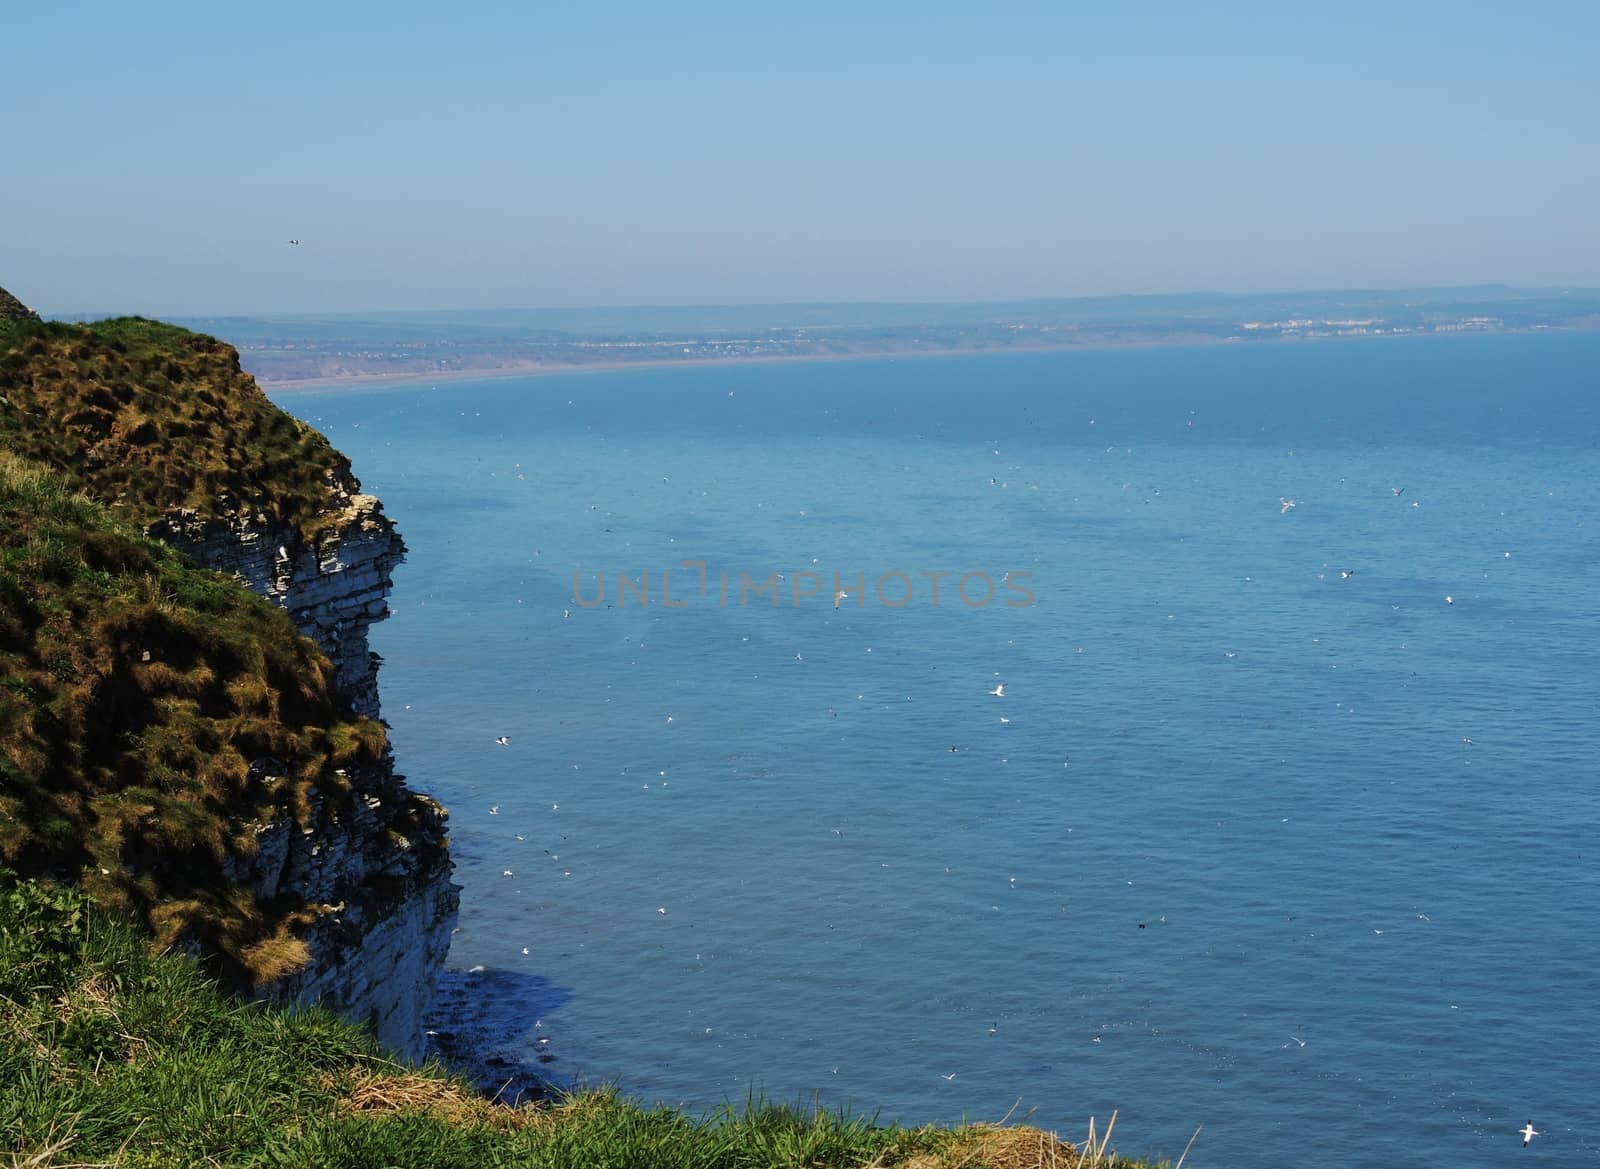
[{"xmin": 274, "ymin": 332, "xmax": 1600, "ymax": 1168}]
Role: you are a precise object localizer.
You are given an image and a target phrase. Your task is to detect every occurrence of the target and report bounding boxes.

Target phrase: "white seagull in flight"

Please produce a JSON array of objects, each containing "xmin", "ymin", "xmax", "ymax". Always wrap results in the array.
[{"xmin": 1520, "ymin": 1122, "xmax": 1539, "ymax": 1147}]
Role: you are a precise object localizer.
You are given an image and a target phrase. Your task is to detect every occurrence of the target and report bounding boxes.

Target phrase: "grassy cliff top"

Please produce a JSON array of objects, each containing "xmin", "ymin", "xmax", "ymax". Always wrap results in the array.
[
  {"xmin": 1, "ymin": 877, "xmax": 1143, "ymax": 1169},
  {"xmin": 0, "ymin": 454, "xmax": 396, "ymax": 986},
  {"xmin": 0, "ymin": 316, "xmax": 355, "ymax": 541}
]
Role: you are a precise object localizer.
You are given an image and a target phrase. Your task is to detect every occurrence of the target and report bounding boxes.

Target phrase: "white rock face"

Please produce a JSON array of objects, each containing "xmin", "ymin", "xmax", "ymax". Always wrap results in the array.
[
  {"xmin": 156, "ymin": 480, "xmax": 458, "ymax": 1060},
  {"xmin": 161, "ymin": 492, "xmax": 402, "ymax": 720}
]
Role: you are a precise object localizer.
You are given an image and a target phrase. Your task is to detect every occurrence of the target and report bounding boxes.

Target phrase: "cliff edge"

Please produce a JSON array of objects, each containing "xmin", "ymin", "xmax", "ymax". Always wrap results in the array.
[
  {"xmin": 0, "ymin": 285, "xmax": 38, "ymax": 321},
  {"xmin": 0, "ymin": 306, "xmax": 456, "ymax": 1056}
]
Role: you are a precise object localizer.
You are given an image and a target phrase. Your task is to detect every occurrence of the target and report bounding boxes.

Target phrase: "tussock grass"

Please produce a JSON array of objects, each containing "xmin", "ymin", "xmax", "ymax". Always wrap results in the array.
[
  {"xmin": 0, "ymin": 879, "xmax": 1173, "ymax": 1169},
  {"xmin": 0, "ymin": 316, "xmax": 354, "ymax": 541}
]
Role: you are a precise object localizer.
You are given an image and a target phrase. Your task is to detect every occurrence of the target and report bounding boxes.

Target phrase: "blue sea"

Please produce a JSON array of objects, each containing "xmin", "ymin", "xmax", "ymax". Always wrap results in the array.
[{"xmin": 276, "ymin": 333, "xmax": 1600, "ymax": 1168}]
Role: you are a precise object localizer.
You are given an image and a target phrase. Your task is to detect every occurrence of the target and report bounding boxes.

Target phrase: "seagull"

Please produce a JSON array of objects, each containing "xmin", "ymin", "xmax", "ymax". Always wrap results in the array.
[
  {"xmin": 1340, "ymin": 570, "xmax": 1354, "ymax": 580},
  {"xmin": 1392, "ymin": 487, "xmax": 1405, "ymax": 496},
  {"xmin": 1520, "ymin": 1122, "xmax": 1539, "ymax": 1147},
  {"xmin": 1280, "ymin": 497, "xmax": 1297, "ymax": 514},
  {"xmin": 488, "ymin": 806, "xmax": 500, "ymax": 815},
  {"xmin": 834, "ymin": 589, "xmax": 849, "ymax": 609},
  {"xmin": 495, "ymin": 736, "xmax": 510, "ymax": 746},
  {"xmin": 1445, "ymin": 595, "xmax": 1454, "ymax": 605},
  {"xmin": 942, "ymin": 1073, "xmax": 958, "ymax": 1081},
  {"xmin": 287, "ymin": 239, "xmax": 300, "ymax": 245},
  {"xmin": 1289, "ymin": 1035, "xmax": 1306, "ymax": 1047},
  {"xmin": 990, "ymin": 683, "xmax": 1006, "ymax": 697}
]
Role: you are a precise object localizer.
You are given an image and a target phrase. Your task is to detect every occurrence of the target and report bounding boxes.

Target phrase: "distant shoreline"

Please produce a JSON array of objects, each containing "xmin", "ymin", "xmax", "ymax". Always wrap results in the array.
[
  {"xmin": 256, "ymin": 337, "xmax": 1190, "ymax": 394},
  {"xmin": 256, "ymin": 323, "xmax": 1583, "ymax": 395}
]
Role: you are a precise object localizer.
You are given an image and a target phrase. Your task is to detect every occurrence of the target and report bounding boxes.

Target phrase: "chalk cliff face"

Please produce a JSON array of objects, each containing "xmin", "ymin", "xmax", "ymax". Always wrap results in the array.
[
  {"xmin": 158, "ymin": 466, "xmax": 458, "ymax": 1059},
  {"xmin": 221, "ymin": 753, "xmax": 457, "ymax": 1055},
  {"xmin": 153, "ymin": 479, "xmax": 402, "ymax": 722}
]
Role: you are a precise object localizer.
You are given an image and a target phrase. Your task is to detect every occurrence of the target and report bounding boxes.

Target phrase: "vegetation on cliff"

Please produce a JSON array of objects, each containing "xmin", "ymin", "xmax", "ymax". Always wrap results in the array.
[
  {"xmin": 1, "ymin": 877, "xmax": 1139, "ymax": 1168},
  {"xmin": 0, "ymin": 454, "xmax": 400, "ymax": 986},
  {"xmin": 0, "ymin": 312, "xmax": 437, "ymax": 991},
  {"xmin": 0, "ymin": 316, "xmax": 355, "ymax": 541}
]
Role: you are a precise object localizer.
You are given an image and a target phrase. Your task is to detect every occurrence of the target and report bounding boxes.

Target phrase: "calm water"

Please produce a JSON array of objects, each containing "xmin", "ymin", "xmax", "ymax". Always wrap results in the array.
[{"xmin": 276, "ymin": 333, "xmax": 1600, "ymax": 1168}]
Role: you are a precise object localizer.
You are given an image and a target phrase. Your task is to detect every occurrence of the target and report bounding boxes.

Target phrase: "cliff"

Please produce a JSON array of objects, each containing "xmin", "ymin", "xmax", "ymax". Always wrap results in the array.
[{"xmin": 0, "ymin": 307, "xmax": 456, "ymax": 1056}]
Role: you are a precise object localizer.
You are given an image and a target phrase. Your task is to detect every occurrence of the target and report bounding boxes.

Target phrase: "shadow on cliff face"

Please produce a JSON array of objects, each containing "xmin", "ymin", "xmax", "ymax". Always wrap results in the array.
[{"xmin": 425, "ymin": 967, "xmax": 574, "ymax": 1106}]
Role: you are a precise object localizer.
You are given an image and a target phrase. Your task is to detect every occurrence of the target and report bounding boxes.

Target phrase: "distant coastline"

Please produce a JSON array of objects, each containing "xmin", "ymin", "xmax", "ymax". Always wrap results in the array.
[{"xmin": 256, "ymin": 322, "xmax": 1591, "ymax": 394}]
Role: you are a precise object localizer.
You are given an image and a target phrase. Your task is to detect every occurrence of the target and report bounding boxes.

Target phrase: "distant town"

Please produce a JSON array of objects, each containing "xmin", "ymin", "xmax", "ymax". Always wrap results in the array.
[{"xmin": 147, "ymin": 285, "xmax": 1600, "ymax": 388}]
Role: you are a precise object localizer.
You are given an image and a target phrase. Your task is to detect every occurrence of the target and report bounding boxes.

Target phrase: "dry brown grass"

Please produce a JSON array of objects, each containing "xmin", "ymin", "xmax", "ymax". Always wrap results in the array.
[
  {"xmin": 238, "ymin": 932, "xmax": 313, "ymax": 986},
  {"xmin": 330, "ymin": 1067, "xmax": 546, "ymax": 1132},
  {"xmin": 904, "ymin": 1123, "xmax": 1083, "ymax": 1169},
  {"xmin": 1, "ymin": 1133, "xmax": 105, "ymax": 1169}
]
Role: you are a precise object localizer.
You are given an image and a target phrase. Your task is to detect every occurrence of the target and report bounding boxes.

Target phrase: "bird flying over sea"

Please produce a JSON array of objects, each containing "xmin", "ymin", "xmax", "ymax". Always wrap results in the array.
[
  {"xmin": 1280, "ymin": 497, "xmax": 1297, "ymax": 514},
  {"xmin": 1520, "ymin": 1121, "xmax": 1540, "ymax": 1147}
]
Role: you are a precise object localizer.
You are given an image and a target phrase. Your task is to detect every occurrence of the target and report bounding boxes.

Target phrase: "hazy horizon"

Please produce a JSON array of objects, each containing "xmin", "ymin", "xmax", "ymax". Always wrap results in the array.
[{"xmin": 6, "ymin": 2, "xmax": 1598, "ymax": 315}]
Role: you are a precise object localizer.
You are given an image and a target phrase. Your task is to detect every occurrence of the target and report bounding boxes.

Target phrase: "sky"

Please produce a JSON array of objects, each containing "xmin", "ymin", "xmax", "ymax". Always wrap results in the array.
[{"xmin": 3, "ymin": 1, "xmax": 1597, "ymax": 316}]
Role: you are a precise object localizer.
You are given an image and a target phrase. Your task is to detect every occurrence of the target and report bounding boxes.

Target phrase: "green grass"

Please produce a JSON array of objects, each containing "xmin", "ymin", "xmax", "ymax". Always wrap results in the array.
[
  {"xmin": 0, "ymin": 454, "xmax": 398, "ymax": 988},
  {"xmin": 0, "ymin": 876, "xmax": 1147, "ymax": 1169},
  {"xmin": 0, "ymin": 316, "xmax": 356, "ymax": 541}
]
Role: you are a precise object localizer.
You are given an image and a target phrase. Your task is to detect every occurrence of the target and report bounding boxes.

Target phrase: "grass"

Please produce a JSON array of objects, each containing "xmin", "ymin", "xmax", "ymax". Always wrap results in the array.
[
  {"xmin": 0, "ymin": 316, "xmax": 357, "ymax": 542},
  {"xmin": 0, "ymin": 876, "xmax": 1163, "ymax": 1169},
  {"xmin": 0, "ymin": 453, "xmax": 402, "ymax": 988}
]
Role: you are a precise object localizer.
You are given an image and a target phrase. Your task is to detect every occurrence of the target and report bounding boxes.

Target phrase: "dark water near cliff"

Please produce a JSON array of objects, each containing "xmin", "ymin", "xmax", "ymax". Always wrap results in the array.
[{"xmin": 277, "ymin": 333, "xmax": 1600, "ymax": 1168}]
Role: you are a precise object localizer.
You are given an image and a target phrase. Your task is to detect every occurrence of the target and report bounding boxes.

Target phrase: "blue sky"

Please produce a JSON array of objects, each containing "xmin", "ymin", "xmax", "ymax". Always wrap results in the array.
[{"xmin": 4, "ymin": 1, "xmax": 1596, "ymax": 314}]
